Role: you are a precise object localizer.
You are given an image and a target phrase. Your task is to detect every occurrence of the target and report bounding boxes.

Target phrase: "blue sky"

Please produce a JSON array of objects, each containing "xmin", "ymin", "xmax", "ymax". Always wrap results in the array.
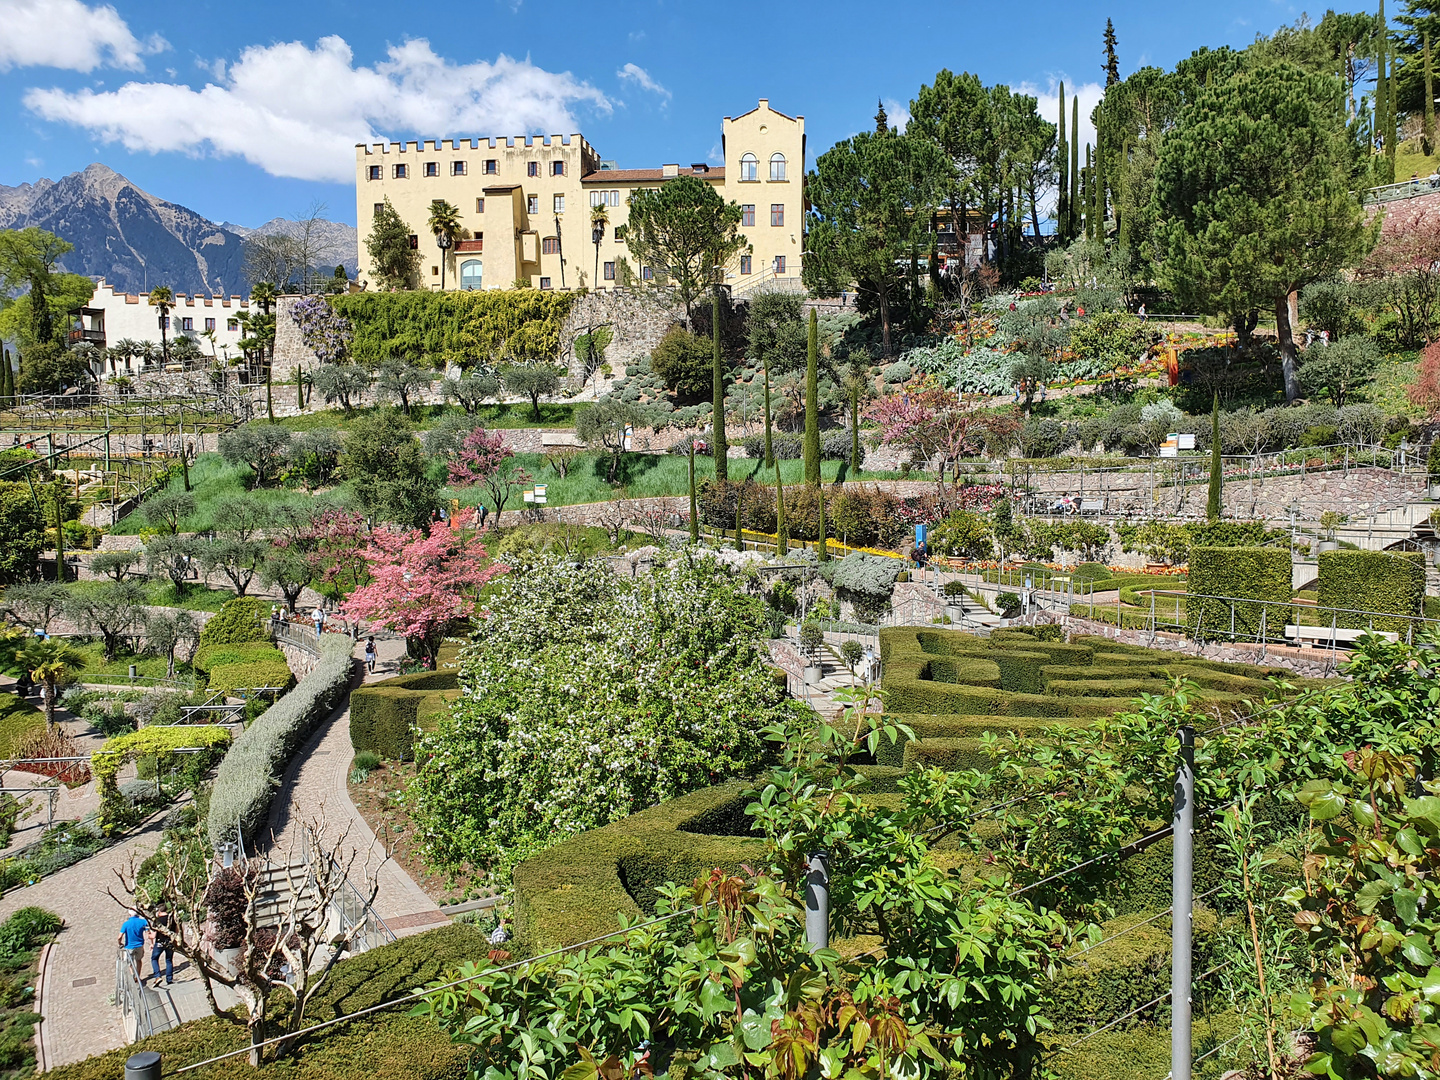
[{"xmin": 0, "ymin": 0, "xmax": 1313, "ymax": 228}]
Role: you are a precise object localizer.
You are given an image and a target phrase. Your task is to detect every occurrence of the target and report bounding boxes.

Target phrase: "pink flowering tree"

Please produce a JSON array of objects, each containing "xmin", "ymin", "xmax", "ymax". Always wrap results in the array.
[
  {"xmin": 296, "ymin": 509, "xmax": 371, "ymax": 603},
  {"xmin": 341, "ymin": 527, "xmax": 502, "ymax": 667},
  {"xmin": 866, "ymin": 375, "xmax": 1020, "ymax": 487},
  {"xmin": 289, "ymin": 297, "xmax": 352, "ymax": 365},
  {"xmin": 447, "ymin": 426, "xmax": 531, "ymax": 517}
]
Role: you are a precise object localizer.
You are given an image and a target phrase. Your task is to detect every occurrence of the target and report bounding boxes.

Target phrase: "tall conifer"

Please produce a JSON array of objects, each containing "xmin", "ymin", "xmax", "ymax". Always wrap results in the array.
[
  {"xmin": 1070, "ymin": 98, "xmax": 1080, "ymax": 240},
  {"xmin": 1058, "ymin": 82, "xmax": 1069, "ymax": 238},
  {"xmin": 803, "ymin": 309, "xmax": 821, "ymax": 485},
  {"xmin": 1207, "ymin": 393, "xmax": 1223, "ymax": 522},
  {"xmin": 1425, "ymin": 32, "xmax": 1435, "ymax": 157},
  {"xmin": 711, "ymin": 287, "xmax": 727, "ymax": 481}
]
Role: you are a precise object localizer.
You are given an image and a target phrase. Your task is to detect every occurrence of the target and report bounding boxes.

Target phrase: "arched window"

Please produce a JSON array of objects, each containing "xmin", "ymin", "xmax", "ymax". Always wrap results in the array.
[
  {"xmin": 460, "ymin": 259, "xmax": 483, "ymax": 291},
  {"xmin": 769, "ymin": 153, "xmax": 787, "ymax": 181},
  {"xmin": 740, "ymin": 153, "xmax": 758, "ymax": 182}
]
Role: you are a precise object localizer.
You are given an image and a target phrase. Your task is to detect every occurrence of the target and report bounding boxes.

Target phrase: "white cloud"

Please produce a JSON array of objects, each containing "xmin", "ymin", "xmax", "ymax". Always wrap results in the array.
[
  {"xmin": 881, "ymin": 97, "xmax": 911, "ymax": 133},
  {"xmin": 0, "ymin": 0, "xmax": 166, "ymax": 73},
  {"xmin": 24, "ymin": 36, "xmax": 613, "ymax": 183},
  {"xmin": 1017, "ymin": 77, "xmax": 1106, "ymax": 217},
  {"xmin": 617, "ymin": 62, "xmax": 670, "ymax": 100}
]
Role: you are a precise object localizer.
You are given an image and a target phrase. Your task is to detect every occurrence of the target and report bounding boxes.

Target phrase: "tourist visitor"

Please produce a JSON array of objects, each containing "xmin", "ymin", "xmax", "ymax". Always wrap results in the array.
[
  {"xmin": 150, "ymin": 906, "xmax": 176, "ymax": 984},
  {"xmin": 269, "ymin": 607, "xmax": 279, "ymax": 636},
  {"xmin": 313, "ymin": 607, "xmax": 325, "ymax": 638},
  {"xmin": 1137, "ymin": 303, "xmax": 1147, "ymax": 321},
  {"xmin": 478, "ymin": 504, "xmax": 489, "ymax": 529},
  {"xmin": 364, "ymin": 637, "xmax": 376, "ymax": 673},
  {"xmin": 118, "ymin": 908, "xmax": 148, "ymax": 980}
]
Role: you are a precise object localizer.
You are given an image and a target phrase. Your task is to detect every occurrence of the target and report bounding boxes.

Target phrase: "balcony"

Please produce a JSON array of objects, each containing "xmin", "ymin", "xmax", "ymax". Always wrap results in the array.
[{"xmin": 67, "ymin": 328, "xmax": 106, "ymax": 346}]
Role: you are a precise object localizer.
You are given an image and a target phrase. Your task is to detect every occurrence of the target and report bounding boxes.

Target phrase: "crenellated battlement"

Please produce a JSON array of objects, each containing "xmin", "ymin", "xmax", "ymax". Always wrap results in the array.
[
  {"xmin": 91, "ymin": 277, "xmax": 250, "ymax": 308},
  {"xmin": 357, "ymin": 134, "xmax": 594, "ymax": 156}
]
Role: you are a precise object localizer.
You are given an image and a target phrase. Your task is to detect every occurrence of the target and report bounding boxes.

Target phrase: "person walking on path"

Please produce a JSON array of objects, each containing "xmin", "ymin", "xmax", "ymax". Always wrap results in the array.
[
  {"xmin": 477, "ymin": 504, "xmax": 489, "ymax": 530},
  {"xmin": 364, "ymin": 637, "xmax": 376, "ymax": 673},
  {"xmin": 313, "ymin": 607, "xmax": 325, "ymax": 639},
  {"xmin": 149, "ymin": 906, "xmax": 175, "ymax": 984},
  {"xmin": 117, "ymin": 908, "xmax": 147, "ymax": 980}
]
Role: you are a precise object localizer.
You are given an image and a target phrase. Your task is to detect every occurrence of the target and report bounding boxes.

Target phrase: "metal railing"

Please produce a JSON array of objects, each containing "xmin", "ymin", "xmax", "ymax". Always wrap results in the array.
[
  {"xmin": 1364, "ymin": 175, "xmax": 1440, "ymax": 204},
  {"xmin": 301, "ymin": 825, "xmax": 395, "ymax": 955},
  {"xmin": 115, "ymin": 947, "xmax": 160, "ymax": 1040}
]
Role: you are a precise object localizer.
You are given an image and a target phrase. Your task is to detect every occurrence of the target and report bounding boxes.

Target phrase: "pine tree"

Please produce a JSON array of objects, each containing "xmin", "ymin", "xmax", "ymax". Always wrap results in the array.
[
  {"xmin": 1070, "ymin": 98, "xmax": 1080, "ymax": 239},
  {"xmin": 1425, "ymin": 32, "xmax": 1435, "ymax": 157},
  {"xmin": 688, "ymin": 440, "xmax": 699, "ymax": 544},
  {"xmin": 775, "ymin": 463, "xmax": 788, "ymax": 556},
  {"xmin": 1207, "ymin": 393, "xmax": 1223, "ymax": 522},
  {"xmin": 365, "ymin": 197, "xmax": 420, "ymax": 290},
  {"xmin": 1104, "ymin": 18, "xmax": 1121, "ymax": 86},
  {"xmin": 712, "ymin": 287, "xmax": 727, "ymax": 481},
  {"xmin": 875, "ymin": 99, "xmax": 889, "ymax": 134},
  {"xmin": 1058, "ymin": 82, "xmax": 1069, "ymax": 239},
  {"xmin": 803, "ymin": 309, "xmax": 821, "ymax": 485}
]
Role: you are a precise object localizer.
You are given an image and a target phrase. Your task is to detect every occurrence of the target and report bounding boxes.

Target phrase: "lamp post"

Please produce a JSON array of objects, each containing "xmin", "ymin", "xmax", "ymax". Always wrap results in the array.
[{"xmin": 436, "ymin": 231, "xmax": 453, "ymax": 291}]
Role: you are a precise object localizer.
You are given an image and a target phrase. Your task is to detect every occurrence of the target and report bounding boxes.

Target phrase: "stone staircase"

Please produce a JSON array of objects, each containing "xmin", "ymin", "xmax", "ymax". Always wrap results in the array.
[{"xmin": 251, "ymin": 860, "xmax": 319, "ymax": 928}]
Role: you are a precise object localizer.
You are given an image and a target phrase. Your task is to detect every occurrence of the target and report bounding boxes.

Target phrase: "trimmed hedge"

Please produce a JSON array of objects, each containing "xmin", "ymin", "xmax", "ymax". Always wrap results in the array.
[
  {"xmin": 198, "ymin": 597, "xmax": 270, "ymax": 647},
  {"xmin": 206, "ymin": 659, "xmax": 296, "ymax": 697},
  {"xmin": 1317, "ymin": 549, "xmax": 1426, "ymax": 634},
  {"xmin": 207, "ymin": 635, "xmax": 355, "ymax": 850},
  {"xmin": 350, "ymin": 671, "xmax": 460, "ymax": 760},
  {"xmin": 195, "ymin": 642, "xmax": 285, "ymax": 676},
  {"xmin": 0, "ymin": 697, "xmax": 44, "ymax": 758},
  {"xmin": 1186, "ymin": 546, "xmax": 1291, "ymax": 639}
]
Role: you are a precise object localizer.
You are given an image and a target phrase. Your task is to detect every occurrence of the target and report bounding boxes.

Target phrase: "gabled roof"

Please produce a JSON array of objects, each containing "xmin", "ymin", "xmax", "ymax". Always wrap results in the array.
[{"xmin": 581, "ymin": 166, "xmax": 724, "ymax": 183}]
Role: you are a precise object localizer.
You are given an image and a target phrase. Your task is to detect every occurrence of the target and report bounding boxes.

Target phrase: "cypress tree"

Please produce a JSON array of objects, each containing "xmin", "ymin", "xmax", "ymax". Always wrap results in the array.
[
  {"xmin": 762, "ymin": 359, "xmax": 775, "ymax": 468},
  {"xmin": 1207, "ymin": 392, "xmax": 1223, "ymax": 522},
  {"xmin": 1103, "ymin": 19, "xmax": 1121, "ymax": 86},
  {"xmin": 850, "ymin": 381, "xmax": 861, "ymax": 474},
  {"xmin": 817, "ymin": 483, "xmax": 829, "ymax": 562},
  {"xmin": 1058, "ymin": 82, "xmax": 1069, "ymax": 238},
  {"xmin": 266, "ymin": 368, "xmax": 275, "ymax": 423},
  {"xmin": 295, "ymin": 366, "xmax": 304, "ymax": 410},
  {"xmin": 688, "ymin": 440, "xmax": 699, "ymax": 544},
  {"xmin": 53, "ymin": 488, "xmax": 65, "ymax": 583},
  {"xmin": 1084, "ymin": 145, "xmax": 1094, "ymax": 239},
  {"xmin": 1, "ymin": 348, "xmax": 10, "ymax": 403},
  {"xmin": 803, "ymin": 308, "xmax": 821, "ymax": 485},
  {"xmin": 712, "ymin": 287, "xmax": 727, "ymax": 481},
  {"xmin": 1425, "ymin": 32, "xmax": 1435, "ymax": 157},
  {"xmin": 1094, "ymin": 126, "xmax": 1106, "ymax": 238},
  {"xmin": 1070, "ymin": 98, "xmax": 1080, "ymax": 240},
  {"xmin": 775, "ymin": 463, "xmax": 788, "ymax": 556}
]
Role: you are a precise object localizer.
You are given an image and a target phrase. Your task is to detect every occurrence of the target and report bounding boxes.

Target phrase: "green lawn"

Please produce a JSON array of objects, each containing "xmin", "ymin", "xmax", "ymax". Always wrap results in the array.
[
  {"xmin": 142, "ymin": 583, "xmax": 237, "ymax": 613},
  {"xmin": 274, "ymin": 401, "xmax": 577, "ymax": 432},
  {"xmin": 0, "ymin": 696, "xmax": 44, "ymax": 757},
  {"xmin": 445, "ymin": 453, "xmax": 912, "ymax": 509},
  {"xmin": 67, "ymin": 640, "xmax": 196, "ymax": 682},
  {"xmin": 109, "ymin": 454, "xmax": 321, "ymax": 535}
]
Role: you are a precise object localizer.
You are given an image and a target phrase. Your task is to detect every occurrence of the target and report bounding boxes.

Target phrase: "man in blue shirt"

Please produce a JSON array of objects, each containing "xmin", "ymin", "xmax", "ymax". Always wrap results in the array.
[{"xmin": 117, "ymin": 909, "xmax": 148, "ymax": 981}]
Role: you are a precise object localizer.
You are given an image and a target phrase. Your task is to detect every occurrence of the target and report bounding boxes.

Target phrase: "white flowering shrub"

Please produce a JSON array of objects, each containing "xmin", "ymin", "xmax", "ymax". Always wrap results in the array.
[{"xmin": 408, "ymin": 552, "xmax": 806, "ymax": 877}]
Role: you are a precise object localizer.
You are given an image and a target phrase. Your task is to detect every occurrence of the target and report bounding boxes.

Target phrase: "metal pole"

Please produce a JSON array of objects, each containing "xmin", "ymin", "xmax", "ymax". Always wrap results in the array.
[
  {"xmin": 804, "ymin": 850, "xmax": 830, "ymax": 951},
  {"xmin": 1171, "ymin": 725, "xmax": 1195, "ymax": 1080}
]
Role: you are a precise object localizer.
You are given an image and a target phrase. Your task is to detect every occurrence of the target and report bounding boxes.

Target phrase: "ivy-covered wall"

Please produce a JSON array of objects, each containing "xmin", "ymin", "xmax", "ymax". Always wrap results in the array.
[
  {"xmin": 326, "ymin": 291, "xmax": 579, "ymax": 368},
  {"xmin": 1317, "ymin": 549, "xmax": 1426, "ymax": 633}
]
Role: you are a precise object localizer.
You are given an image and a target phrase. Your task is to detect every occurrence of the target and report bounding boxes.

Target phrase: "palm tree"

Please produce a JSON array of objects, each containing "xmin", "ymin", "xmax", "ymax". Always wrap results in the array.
[
  {"xmin": 17, "ymin": 638, "xmax": 86, "ymax": 731},
  {"xmin": 147, "ymin": 287, "xmax": 174, "ymax": 364},
  {"xmin": 590, "ymin": 204, "xmax": 609, "ymax": 289},
  {"xmin": 427, "ymin": 200, "xmax": 463, "ymax": 290},
  {"xmin": 249, "ymin": 282, "xmax": 279, "ymax": 420}
]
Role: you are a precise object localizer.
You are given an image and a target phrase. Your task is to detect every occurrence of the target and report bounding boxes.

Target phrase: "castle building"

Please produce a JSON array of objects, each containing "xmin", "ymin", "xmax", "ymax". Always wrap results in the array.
[
  {"xmin": 353, "ymin": 99, "xmax": 804, "ymax": 295},
  {"xmin": 68, "ymin": 279, "xmax": 252, "ymax": 379}
]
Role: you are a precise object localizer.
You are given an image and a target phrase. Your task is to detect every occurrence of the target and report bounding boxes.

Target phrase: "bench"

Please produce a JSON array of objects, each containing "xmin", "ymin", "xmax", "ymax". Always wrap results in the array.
[
  {"xmin": 1076, "ymin": 498, "xmax": 1106, "ymax": 515},
  {"xmin": 1284, "ymin": 624, "xmax": 1399, "ymax": 646}
]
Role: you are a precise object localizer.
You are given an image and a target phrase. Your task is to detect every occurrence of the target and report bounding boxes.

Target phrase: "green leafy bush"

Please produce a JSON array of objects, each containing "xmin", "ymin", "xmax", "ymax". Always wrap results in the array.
[
  {"xmin": 1186, "ymin": 546, "xmax": 1292, "ymax": 639},
  {"xmin": 204, "ymin": 655, "xmax": 295, "ymax": 697},
  {"xmin": 408, "ymin": 555, "xmax": 805, "ymax": 877},
  {"xmin": 1317, "ymin": 549, "xmax": 1426, "ymax": 633},
  {"xmin": 207, "ymin": 635, "xmax": 354, "ymax": 849},
  {"xmin": 198, "ymin": 597, "xmax": 270, "ymax": 647}
]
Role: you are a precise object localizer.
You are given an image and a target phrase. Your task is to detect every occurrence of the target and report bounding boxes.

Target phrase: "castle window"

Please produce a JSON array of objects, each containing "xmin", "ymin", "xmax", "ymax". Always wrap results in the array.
[
  {"xmin": 604, "ymin": 261, "xmax": 615, "ymax": 281},
  {"xmin": 740, "ymin": 153, "xmax": 758, "ymax": 181},
  {"xmin": 614, "ymin": 228, "xmax": 623, "ymax": 241},
  {"xmin": 432, "ymin": 265, "xmax": 439, "ymax": 276},
  {"xmin": 368, "ymin": 165, "xmax": 382, "ymax": 181},
  {"xmin": 641, "ymin": 266, "xmax": 653, "ymax": 281},
  {"xmin": 540, "ymin": 277, "xmax": 552, "ymax": 289},
  {"xmin": 542, "ymin": 237, "xmax": 560, "ymax": 255},
  {"xmin": 741, "ymin": 204, "xmax": 755, "ymax": 227},
  {"xmin": 608, "ymin": 190, "xmax": 620, "ymax": 206},
  {"xmin": 460, "ymin": 259, "xmax": 483, "ymax": 290},
  {"xmin": 393, "ymin": 164, "xmax": 408, "ymax": 179},
  {"xmin": 180, "ymin": 317, "xmax": 193, "ymax": 331},
  {"xmin": 528, "ymin": 161, "xmax": 539, "ymax": 177},
  {"xmin": 227, "ymin": 319, "xmax": 239, "ymax": 332},
  {"xmin": 740, "ymin": 255, "xmax": 752, "ymax": 275},
  {"xmin": 452, "ymin": 161, "xmax": 466, "ymax": 176},
  {"xmin": 484, "ymin": 159, "xmax": 498, "ymax": 174},
  {"xmin": 476, "ymin": 198, "xmax": 485, "ymax": 213},
  {"xmin": 770, "ymin": 153, "xmax": 787, "ymax": 181},
  {"xmin": 424, "ymin": 162, "xmax": 439, "ymax": 177},
  {"xmin": 374, "ymin": 203, "xmax": 384, "ymax": 216},
  {"xmin": 553, "ymin": 194, "xmax": 565, "ymax": 213},
  {"xmin": 408, "ymin": 235, "xmax": 419, "ymax": 249},
  {"xmin": 527, "ymin": 195, "xmax": 540, "ymax": 215},
  {"xmin": 205, "ymin": 318, "xmax": 216, "ymax": 331},
  {"xmin": 771, "ymin": 203, "xmax": 784, "ymax": 227},
  {"xmin": 552, "ymin": 160, "xmax": 565, "ymax": 176},
  {"xmin": 590, "ymin": 191, "xmax": 604, "ymax": 207},
  {"xmin": 773, "ymin": 255, "xmax": 786, "ymax": 275}
]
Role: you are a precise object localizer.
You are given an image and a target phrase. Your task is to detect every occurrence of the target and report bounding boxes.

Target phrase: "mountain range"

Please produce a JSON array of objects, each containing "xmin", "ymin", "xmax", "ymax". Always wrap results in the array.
[{"xmin": 0, "ymin": 163, "xmax": 358, "ymax": 296}]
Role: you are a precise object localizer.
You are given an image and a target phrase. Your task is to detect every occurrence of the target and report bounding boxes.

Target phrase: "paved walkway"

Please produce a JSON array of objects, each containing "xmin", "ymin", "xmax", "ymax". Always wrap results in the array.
[{"xmin": 261, "ymin": 637, "xmax": 450, "ymax": 938}]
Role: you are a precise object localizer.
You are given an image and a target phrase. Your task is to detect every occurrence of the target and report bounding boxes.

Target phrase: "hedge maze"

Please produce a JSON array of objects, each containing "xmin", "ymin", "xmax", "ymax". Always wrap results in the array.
[{"xmin": 502, "ymin": 626, "xmax": 1307, "ymax": 1079}]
